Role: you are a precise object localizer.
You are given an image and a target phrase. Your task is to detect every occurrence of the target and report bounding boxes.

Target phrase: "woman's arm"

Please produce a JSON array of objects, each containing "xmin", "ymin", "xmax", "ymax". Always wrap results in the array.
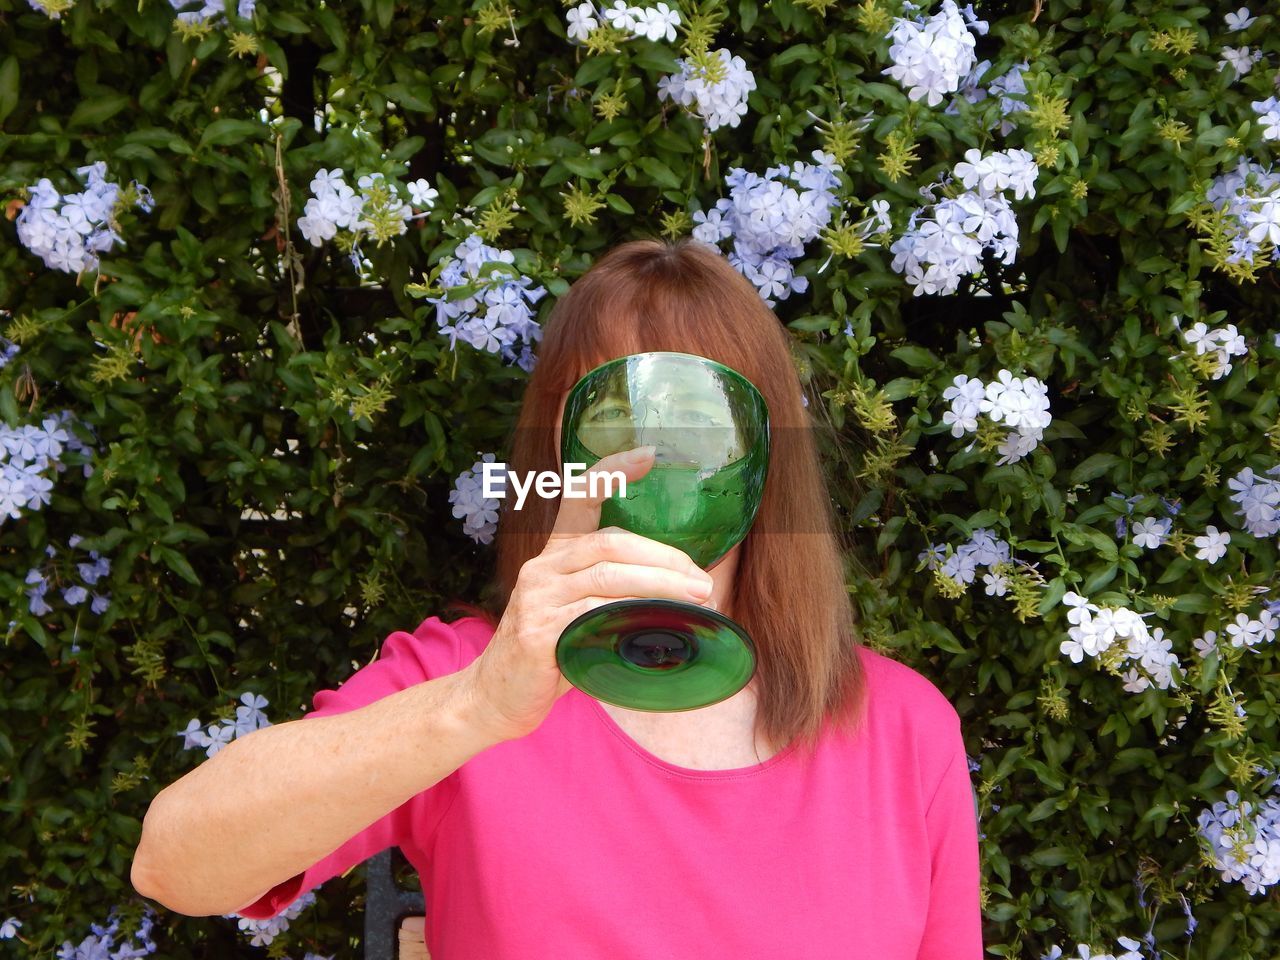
[
  {"xmin": 131, "ymin": 447, "xmax": 708, "ymax": 919},
  {"xmin": 130, "ymin": 665, "xmax": 501, "ymax": 917}
]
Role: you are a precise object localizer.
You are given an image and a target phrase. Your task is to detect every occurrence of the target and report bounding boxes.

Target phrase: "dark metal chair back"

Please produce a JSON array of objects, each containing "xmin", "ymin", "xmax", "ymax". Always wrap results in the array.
[{"xmin": 363, "ymin": 850, "xmax": 425, "ymax": 960}]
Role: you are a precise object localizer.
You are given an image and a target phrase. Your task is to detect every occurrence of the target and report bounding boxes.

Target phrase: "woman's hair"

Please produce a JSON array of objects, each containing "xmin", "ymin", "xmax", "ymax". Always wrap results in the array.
[{"xmin": 478, "ymin": 236, "xmax": 868, "ymax": 759}]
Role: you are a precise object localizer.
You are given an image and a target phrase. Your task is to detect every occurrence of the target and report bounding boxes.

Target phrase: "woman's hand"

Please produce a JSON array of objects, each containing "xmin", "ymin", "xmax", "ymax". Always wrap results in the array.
[{"xmin": 459, "ymin": 446, "xmax": 715, "ymax": 743}]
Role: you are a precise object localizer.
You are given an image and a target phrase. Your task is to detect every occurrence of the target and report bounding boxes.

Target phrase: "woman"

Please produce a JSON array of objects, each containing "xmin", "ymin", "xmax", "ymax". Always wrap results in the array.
[{"xmin": 131, "ymin": 238, "xmax": 983, "ymax": 958}]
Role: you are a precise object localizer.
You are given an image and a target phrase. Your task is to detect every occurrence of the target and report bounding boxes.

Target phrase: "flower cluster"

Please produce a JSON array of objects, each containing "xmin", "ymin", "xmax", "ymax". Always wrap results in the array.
[
  {"xmin": 168, "ymin": 0, "xmax": 255, "ymax": 25},
  {"xmin": 297, "ymin": 168, "xmax": 438, "ymax": 267},
  {"xmin": 565, "ymin": 1, "xmax": 681, "ymax": 44},
  {"xmin": 882, "ymin": 0, "xmax": 986, "ymax": 107},
  {"xmin": 1197, "ymin": 786, "xmax": 1280, "ymax": 896},
  {"xmin": 657, "ymin": 49, "xmax": 757, "ymax": 132},
  {"xmin": 1226, "ymin": 463, "xmax": 1280, "ymax": 539},
  {"xmin": 1041, "ymin": 936, "xmax": 1144, "ymax": 960},
  {"xmin": 1171, "ymin": 314, "xmax": 1249, "ymax": 379},
  {"xmin": 941, "ymin": 368, "xmax": 1053, "ymax": 465},
  {"xmin": 449, "ymin": 453, "xmax": 505, "ymax": 545},
  {"xmin": 177, "ymin": 691, "xmax": 272, "ymax": 760},
  {"xmin": 1218, "ymin": 45, "xmax": 1264, "ymax": 77},
  {"xmin": 420, "ymin": 235, "xmax": 546, "ymax": 371},
  {"xmin": 917, "ymin": 526, "xmax": 1013, "ymax": 595},
  {"xmin": 691, "ymin": 150, "xmax": 843, "ymax": 306},
  {"xmin": 1204, "ymin": 158, "xmax": 1280, "ymax": 267},
  {"xmin": 1059, "ymin": 592, "xmax": 1182, "ymax": 693},
  {"xmin": 946, "ymin": 59, "xmax": 1029, "ymax": 137},
  {"xmin": 25, "ymin": 534, "xmax": 113, "ymax": 622},
  {"xmin": 890, "ymin": 147, "xmax": 1039, "ymax": 296},
  {"xmin": 2, "ymin": 411, "xmax": 96, "ymax": 525},
  {"xmin": 56, "ymin": 906, "xmax": 157, "ymax": 960},
  {"xmin": 1195, "ymin": 606, "xmax": 1280, "ymax": 655},
  {"xmin": 227, "ymin": 890, "xmax": 317, "ymax": 947},
  {"xmin": 16, "ymin": 162, "xmax": 153, "ymax": 275}
]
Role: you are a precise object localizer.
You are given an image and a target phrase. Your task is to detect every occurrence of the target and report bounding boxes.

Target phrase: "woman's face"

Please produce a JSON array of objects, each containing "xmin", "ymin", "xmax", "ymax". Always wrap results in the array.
[{"xmin": 556, "ymin": 357, "xmax": 748, "ymax": 468}]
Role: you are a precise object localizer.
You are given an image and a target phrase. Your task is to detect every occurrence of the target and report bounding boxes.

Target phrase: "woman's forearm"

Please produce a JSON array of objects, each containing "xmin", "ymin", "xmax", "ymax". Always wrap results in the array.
[{"xmin": 130, "ymin": 665, "xmax": 499, "ymax": 917}]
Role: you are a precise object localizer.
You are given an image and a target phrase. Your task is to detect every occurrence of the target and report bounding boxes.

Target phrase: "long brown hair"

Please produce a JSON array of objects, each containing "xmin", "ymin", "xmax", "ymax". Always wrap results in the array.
[{"xmin": 482, "ymin": 237, "xmax": 868, "ymax": 758}]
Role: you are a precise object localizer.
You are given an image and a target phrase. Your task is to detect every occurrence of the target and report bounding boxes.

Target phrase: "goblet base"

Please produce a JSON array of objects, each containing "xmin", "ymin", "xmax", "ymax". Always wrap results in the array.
[{"xmin": 555, "ymin": 598, "xmax": 757, "ymax": 712}]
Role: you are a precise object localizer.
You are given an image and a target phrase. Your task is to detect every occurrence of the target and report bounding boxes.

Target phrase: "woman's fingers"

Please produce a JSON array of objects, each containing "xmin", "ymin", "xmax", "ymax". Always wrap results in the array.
[
  {"xmin": 547, "ymin": 525, "xmax": 707, "ymax": 580},
  {"xmin": 554, "ymin": 561, "xmax": 714, "ymax": 607}
]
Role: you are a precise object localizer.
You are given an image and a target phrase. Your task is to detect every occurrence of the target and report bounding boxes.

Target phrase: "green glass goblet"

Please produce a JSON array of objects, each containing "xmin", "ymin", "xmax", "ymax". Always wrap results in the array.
[{"xmin": 555, "ymin": 351, "xmax": 770, "ymax": 712}]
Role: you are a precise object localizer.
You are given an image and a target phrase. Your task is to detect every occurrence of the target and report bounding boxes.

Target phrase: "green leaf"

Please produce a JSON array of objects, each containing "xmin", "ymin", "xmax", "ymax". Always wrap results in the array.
[
  {"xmin": 0, "ymin": 56, "xmax": 18, "ymax": 126},
  {"xmin": 574, "ymin": 54, "xmax": 616, "ymax": 88},
  {"xmin": 604, "ymin": 192, "xmax": 634, "ymax": 214},
  {"xmin": 889, "ymin": 345, "xmax": 938, "ymax": 371},
  {"xmin": 199, "ymin": 119, "xmax": 265, "ymax": 148},
  {"xmin": 153, "ymin": 545, "xmax": 201, "ymax": 586},
  {"xmin": 773, "ymin": 44, "xmax": 822, "ymax": 66},
  {"xmin": 563, "ymin": 155, "xmax": 604, "ymax": 179},
  {"xmin": 635, "ymin": 155, "xmax": 682, "ymax": 190},
  {"xmin": 631, "ymin": 43, "xmax": 681, "ymax": 74},
  {"xmin": 68, "ymin": 92, "xmax": 131, "ymax": 128},
  {"xmin": 1069, "ymin": 453, "xmax": 1121, "ymax": 485},
  {"xmin": 270, "ymin": 11, "xmax": 311, "ymax": 33}
]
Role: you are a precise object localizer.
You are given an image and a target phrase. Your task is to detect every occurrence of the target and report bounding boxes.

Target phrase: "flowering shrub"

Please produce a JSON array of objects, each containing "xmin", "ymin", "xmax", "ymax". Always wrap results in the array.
[{"xmin": 2, "ymin": 0, "xmax": 1280, "ymax": 958}]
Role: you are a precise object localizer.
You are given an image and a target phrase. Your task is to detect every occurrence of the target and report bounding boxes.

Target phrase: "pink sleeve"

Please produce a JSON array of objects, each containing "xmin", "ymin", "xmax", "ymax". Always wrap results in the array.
[
  {"xmin": 235, "ymin": 615, "xmax": 468, "ymax": 920},
  {"xmin": 915, "ymin": 722, "xmax": 984, "ymax": 959}
]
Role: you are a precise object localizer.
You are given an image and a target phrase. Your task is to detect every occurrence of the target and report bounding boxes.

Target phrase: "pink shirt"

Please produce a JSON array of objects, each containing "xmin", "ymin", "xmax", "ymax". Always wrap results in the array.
[{"xmin": 240, "ymin": 615, "xmax": 984, "ymax": 959}]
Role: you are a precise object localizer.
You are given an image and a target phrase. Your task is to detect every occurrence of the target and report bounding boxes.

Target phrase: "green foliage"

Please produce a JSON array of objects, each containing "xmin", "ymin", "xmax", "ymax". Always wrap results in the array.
[{"xmin": 1, "ymin": 0, "xmax": 1279, "ymax": 957}]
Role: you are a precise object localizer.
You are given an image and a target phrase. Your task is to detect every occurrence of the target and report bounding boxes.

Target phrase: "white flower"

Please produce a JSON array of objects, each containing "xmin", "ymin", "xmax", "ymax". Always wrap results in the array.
[
  {"xmin": 1194, "ymin": 525, "xmax": 1230, "ymax": 563},
  {"xmin": 635, "ymin": 1, "xmax": 680, "ymax": 42},
  {"xmin": 1131, "ymin": 516, "xmax": 1171, "ymax": 549},
  {"xmin": 1193, "ymin": 630, "xmax": 1219, "ymax": 658},
  {"xmin": 1225, "ymin": 612, "xmax": 1264, "ymax": 648},
  {"xmin": 407, "ymin": 178, "xmax": 439, "ymax": 208},
  {"xmin": 203, "ymin": 722, "xmax": 236, "ymax": 759},
  {"xmin": 1225, "ymin": 6, "xmax": 1256, "ymax": 30},
  {"xmin": 235, "ymin": 692, "xmax": 271, "ymax": 737},
  {"xmin": 566, "ymin": 2, "xmax": 598, "ymax": 42},
  {"xmin": 869, "ymin": 198, "xmax": 892, "ymax": 232},
  {"xmin": 1254, "ymin": 96, "xmax": 1280, "ymax": 142},
  {"xmin": 982, "ymin": 570, "xmax": 1008, "ymax": 596},
  {"xmin": 1121, "ymin": 667, "xmax": 1150, "ymax": 693},
  {"xmin": 1218, "ymin": 45, "xmax": 1261, "ymax": 76},
  {"xmin": 1060, "ymin": 635, "xmax": 1087, "ymax": 663},
  {"xmin": 1183, "ymin": 321, "xmax": 1213, "ymax": 353},
  {"xmin": 176, "ymin": 717, "xmax": 211, "ymax": 751},
  {"xmin": 601, "ymin": 0, "xmax": 641, "ymax": 32}
]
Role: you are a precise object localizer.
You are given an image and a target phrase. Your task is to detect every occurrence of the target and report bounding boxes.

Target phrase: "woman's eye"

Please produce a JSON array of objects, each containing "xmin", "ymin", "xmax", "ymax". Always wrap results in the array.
[
  {"xmin": 684, "ymin": 409, "xmax": 726, "ymax": 426},
  {"xmin": 589, "ymin": 405, "xmax": 629, "ymax": 422}
]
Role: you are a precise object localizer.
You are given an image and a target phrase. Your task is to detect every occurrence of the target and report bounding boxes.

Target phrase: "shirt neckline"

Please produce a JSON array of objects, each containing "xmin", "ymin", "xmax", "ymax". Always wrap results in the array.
[{"xmin": 582, "ymin": 690, "xmax": 802, "ymax": 781}]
